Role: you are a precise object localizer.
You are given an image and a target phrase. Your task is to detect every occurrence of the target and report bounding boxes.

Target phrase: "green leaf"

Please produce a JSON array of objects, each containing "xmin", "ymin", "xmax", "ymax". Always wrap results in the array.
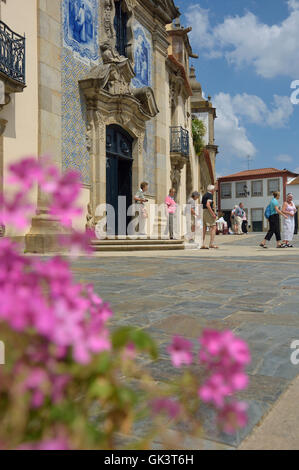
[
  {"xmin": 192, "ymin": 118, "xmax": 206, "ymax": 155},
  {"xmin": 116, "ymin": 387, "xmax": 138, "ymax": 406},
  {"xmin": 89, "ymin": 378, "xmax": 114, "ymax": 400},
  {"xmin": 112, "ymin": 327, "xmax": 158, "ymax": 360}
]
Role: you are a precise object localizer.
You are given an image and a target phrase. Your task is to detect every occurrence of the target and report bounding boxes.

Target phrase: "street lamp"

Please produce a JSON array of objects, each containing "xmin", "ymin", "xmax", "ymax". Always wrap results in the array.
[{"xmin": 243, "ymin": 184, "xmax": 250, "ymax": 197}]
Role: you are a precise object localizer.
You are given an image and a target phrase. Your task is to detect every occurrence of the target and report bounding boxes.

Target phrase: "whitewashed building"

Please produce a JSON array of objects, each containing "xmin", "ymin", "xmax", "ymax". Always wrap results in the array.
[{"xmin": 218, "ymin": 168, "xmax": 298, "ymax": 232}]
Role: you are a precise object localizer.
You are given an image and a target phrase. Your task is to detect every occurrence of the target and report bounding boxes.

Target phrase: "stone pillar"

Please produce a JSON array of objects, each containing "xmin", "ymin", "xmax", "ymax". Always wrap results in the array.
[
  {"xmin": 152, "ymin": 28, "xmax": 169, "ymax": 237},
  {"xmin": 0, "ymin": 118, "xmax": 7, "ymax": 237},
  {"xmin": 0, "ymin": 118, "xmax": 7, "ymax": 194},
  {"xmin": 153, "ymin": 30, "xmax": 169, "ymax": 206},
  {"xmin": 25, "ymin": 0, "xmax": 66, "ymax": 253}
]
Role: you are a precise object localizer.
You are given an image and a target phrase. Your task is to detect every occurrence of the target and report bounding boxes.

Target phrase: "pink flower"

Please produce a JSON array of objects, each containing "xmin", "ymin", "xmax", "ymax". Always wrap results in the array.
[
  {"xmin": 199, "ymin": 329, "xmax": 251, "ymax": 368},
  {"xmin": 199, "ymin": 373, "xmax": 232, "ymax": 408},
  {"xmin": 167, "ymin": 336, "xmax": 193, "ymax": 368},
  {"xmin": 49, "ymin": 170, "xmax": 82, "ymax": 227},
  {"xmin": 0, "ymin": 192, "xmax": 33, "ymax": 229},
  {"xmin": 60, "ymin": 229, "xmax": 95, "ymax": 256},
  {"xmin": 122, "ymin": 342, "xmax": 137, "ymax": 360},
  {"xmin": 0, "ymin": 239, "xmax": 113, "ymax": 366},
  {"xmin": 18, "ymin": 438, "xmax": 70, "ymax": 451},
  {"xmin": 217, "ymin": 401, "xmax": 248, "ymax": 434},
  {"xmin": 198, "ymin": 330, "xmax": 250, "ymax": 409},
  {"xmin": 23, "ymin": 368, "xmax": 49, "ymax": 408},
  {"xmin": 39, "ymin": 164, "xmax": 60, "ymax": 194},
  {"xmin": 51, "ymin": 375, "xmax": 70, "ymax": 403},
  {"xmin": 151, "ymin": 398, "xmax": 181, "ymax": 419},
  {"xmin": 8, "ymin": 157, "xmax": 43, "ymax": 189}
]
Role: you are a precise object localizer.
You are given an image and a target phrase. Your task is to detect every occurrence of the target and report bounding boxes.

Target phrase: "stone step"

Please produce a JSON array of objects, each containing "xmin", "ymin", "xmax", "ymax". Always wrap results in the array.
[
  {"xmin": 91, "ymin": 239, "xmax": 185, "ymax": 252},
  {"xmin": 92, "ymin": 244, "xmax": 185, "ymax": 252},
  {"xmin": 91, "ymin": 238, "xmax": 183, "ymax": 246}
]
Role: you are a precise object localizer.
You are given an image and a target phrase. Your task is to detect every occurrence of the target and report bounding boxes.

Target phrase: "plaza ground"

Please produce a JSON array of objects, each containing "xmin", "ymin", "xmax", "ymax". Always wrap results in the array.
[{"xmin": 71, "ymin": 233, "xmax": 299, "ymax": 450}]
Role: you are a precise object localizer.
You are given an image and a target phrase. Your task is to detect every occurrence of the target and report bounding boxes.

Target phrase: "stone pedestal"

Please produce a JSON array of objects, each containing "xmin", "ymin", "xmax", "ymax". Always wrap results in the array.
[{"xmin": 25, "ymin": 213, "xmax": 70, "ymax": 254}]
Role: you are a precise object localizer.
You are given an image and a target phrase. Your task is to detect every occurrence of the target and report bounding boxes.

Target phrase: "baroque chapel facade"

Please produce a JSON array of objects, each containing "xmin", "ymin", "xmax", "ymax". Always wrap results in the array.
[{"xmin": 0, "ymin": 0, "xmax": 218, "ymax": 252}]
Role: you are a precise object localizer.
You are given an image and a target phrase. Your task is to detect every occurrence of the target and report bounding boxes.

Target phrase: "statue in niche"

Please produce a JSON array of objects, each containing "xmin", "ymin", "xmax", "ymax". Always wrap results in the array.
[
  {"xmin": 101, "ymin": 42, "xmax": 125, "ymax": 64},
  {"xmin": 103, "ymin": 0, "xmax": 116, "ymax": 41},
  {"xmin": 86, "ymin": 203, "xmax": 96, "ymax": 230}
]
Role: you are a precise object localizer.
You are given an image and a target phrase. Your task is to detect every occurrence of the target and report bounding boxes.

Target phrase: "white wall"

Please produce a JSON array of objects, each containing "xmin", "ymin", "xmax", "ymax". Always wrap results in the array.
[
  {"xmin": 0, "ymin": 0, "xmax": 38, "ymax": 237},
  {"xmin": 287, "ymin": 184, "xmax": 299, "ymax": 207}
]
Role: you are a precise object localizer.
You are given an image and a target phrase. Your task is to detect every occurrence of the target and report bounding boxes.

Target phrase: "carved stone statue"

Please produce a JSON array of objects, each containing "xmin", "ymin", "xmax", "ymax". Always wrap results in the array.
[
  {"xmin": 103, "ymin": 0, "xmax": 116, "ymax": 42},
  {"xmin": 86, "ymin": 203, "xmax": 95, "ymax": 230},
  {"xmin": 100, "ymin": 42, "xmax": 125, "ymax": 64}
]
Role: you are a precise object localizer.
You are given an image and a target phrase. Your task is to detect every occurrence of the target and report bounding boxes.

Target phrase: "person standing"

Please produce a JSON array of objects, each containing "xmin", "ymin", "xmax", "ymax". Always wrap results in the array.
[
  {"xmin": 282, "ymin": 193, "xmax": 297, "ymax": 247},
  {"xmin": 234, "ymin": 203, "xmax": 245, "ymax": 235},
  {"xmin": 165, "ymin": 188, "xmax": 177, "ymax": 240},
  {"xmin": 231, "ymin": 205, "xmax": 238, "ymax": 234},
  {"xmin": 260, "ymin": 191, "xmax": 287, "ymax": 248},
  {"xmin": 134, "ymin": 182, "xmax": 149, "ymax": 236},
  {"xmin": 242, "ymin": 209, "xmax": 248, "ymax": 234},
  {"xmin": 201, "ymin": 185, "xmax": 218, "ymax": 249},
  {"xmin": 186, "ymin": 191, "xmax": 200, "ymax": 243}
]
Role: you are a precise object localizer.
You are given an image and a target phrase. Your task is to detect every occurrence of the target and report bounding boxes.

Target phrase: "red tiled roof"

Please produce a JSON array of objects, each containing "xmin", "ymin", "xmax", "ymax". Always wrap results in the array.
[{"xmin": 218, "ymin": 168, "xmax": 298, "ymax": 180}]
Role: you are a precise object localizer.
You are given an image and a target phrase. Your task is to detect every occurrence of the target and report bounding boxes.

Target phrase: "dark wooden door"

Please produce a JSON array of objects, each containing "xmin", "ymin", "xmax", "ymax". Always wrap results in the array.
[{"xmin": 106, "ymin": 125, "xmax": 133, "ymax": 236}]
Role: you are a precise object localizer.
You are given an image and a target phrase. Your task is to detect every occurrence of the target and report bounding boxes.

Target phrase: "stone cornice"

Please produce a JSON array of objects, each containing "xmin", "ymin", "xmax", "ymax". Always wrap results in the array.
[
  {"xmin": 167, "ymin": 55, "xmax": 193, "ymax": 97},
  {"xmin": 138, "ymin": 0, "xmax": 179, "ymax": 25}
]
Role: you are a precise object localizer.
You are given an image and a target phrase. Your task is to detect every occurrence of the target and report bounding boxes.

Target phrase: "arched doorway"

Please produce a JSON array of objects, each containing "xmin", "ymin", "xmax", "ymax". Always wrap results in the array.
[{"xmin": 106, "ymin": 124, "xmax": 133, "ymax": 235}]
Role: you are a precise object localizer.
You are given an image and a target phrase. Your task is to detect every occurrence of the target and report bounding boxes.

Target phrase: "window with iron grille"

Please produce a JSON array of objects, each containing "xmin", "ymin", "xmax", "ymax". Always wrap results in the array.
[
  {"xmin": 251, "ymin": 180, "xmax": 263, "ymax": 197},
  {"xmin": 236, "ymin": 182, "xmax": 247, "ymax": 197},
  {"xmin": 268, "ymin": 178, "xmax": 280, "ymax": 195},
  {"xmin": 114, "ymin": 0, "xmax": 128, "ymax": 57},
  {"xmin": 220, "ymin": 183, "xmax": 232, "ymax": 199}
]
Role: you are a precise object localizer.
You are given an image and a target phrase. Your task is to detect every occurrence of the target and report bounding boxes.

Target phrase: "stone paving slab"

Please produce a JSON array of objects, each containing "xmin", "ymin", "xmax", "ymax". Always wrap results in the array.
[{"xmin": 70, "ymin": 233, "xmax": 299, "ymax": 449}]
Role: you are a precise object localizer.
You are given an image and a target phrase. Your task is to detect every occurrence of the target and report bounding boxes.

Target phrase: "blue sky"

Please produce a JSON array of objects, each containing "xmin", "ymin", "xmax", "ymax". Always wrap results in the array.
[{"xmin": 175, "ymin": 0, "xmax": 299, "ymax": 176}]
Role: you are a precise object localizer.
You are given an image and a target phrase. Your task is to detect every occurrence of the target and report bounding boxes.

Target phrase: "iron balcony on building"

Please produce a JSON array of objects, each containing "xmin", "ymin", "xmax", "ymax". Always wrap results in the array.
[
  {"xmin": 170, "ymin": 126, "xmax": 190, "ymax": 158},
  {"xmin": 0, "ymin": 19, "xmax": 26, "ymax": 87}
]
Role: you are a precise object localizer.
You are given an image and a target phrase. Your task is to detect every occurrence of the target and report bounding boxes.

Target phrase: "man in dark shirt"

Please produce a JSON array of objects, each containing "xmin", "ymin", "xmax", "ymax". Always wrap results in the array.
[{"xmin": 201, "ymin": 185, "xmax": 217, "ymax": 249}]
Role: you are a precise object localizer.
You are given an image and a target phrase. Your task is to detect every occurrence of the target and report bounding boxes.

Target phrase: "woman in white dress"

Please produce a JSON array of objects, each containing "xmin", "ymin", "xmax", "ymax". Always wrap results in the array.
[{"xmin": 282, "ymin": 193, "xmax": 297, "ymax": 247}]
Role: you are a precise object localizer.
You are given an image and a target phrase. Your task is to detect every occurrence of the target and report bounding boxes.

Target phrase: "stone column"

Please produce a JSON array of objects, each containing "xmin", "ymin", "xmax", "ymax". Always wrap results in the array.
[
  {"xmin": 25, "ymin": 0, "xmax": 66, "ymax": 253},
  {"xmin": 152, "ymin": 27, "xmax": 169, "ymax": 237},
  {"xmin": 0, "ymin": 118, "xmax": 7, "ymax": 237},
  {"xmin": 0, "ymin": 118, "xmax": 7, "ymax": 193}
]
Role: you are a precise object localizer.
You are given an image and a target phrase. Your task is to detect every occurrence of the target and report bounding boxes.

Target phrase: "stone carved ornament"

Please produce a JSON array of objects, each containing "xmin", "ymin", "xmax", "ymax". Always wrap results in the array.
[
  {"xmin": 86, "ymin": 203, "xmax": 96, "ymax": 230},
  {"xmin": 103, "ymin": 0, "xmax": 116, "ymax": 42}
]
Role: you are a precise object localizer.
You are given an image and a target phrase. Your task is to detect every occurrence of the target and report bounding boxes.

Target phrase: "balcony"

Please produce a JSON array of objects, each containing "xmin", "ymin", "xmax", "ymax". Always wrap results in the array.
[
  {"xmin": 170, "ymin": 126, "xmax": 189, "ymax": 158},
  {"xmin": 0, "ymin": 20, "xmax": 25, "ymax": 86}
]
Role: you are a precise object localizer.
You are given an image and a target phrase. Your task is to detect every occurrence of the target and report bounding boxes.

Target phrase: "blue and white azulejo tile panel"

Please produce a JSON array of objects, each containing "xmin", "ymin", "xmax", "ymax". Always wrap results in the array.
[
  {"xmin": 63, "ymin": 0, "xmax": 99, "ymax": 63},
  {"xmin": 132, "ymin": 21, "xmax": 152, "ymax": 89},
  {"xmin": 61, "ymin": 49, "xmax": 91, "ymax": 185},
  {"xmin": 61, "ymin": 0, "xmax": 100, "ymax": 185}
]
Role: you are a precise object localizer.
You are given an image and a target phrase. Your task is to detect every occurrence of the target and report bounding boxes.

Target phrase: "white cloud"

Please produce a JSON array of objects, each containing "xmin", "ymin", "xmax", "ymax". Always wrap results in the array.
[
  {"xmin": 185, "ymin": 2, "xmax": 299, "ymax": 78},
  {"xmin": 231, "ymin": 93, "xmax": 293, "ymax": 128},
  {"xmin": 185, "ymin": 5, "xmax": 216, "ymax": 52},
  {"xmin": 214, "ymin": 92, "xmax": 256, "ymax": 159},
  {"xmin": 213, "ymin": 91, "xmax": 294, "ymax": 163},
  {"xmin": 276, "ymin": 154, "xmax": 293, "ymax": 163}
]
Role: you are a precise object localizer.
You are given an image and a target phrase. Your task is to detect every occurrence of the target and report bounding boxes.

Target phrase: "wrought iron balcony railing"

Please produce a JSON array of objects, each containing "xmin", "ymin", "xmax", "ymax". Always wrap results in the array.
[
  {"xmin": 170, "ymin": 126, "xmax": 189, "ymax": 158},
  {"xmin": 0, "ymin": 20, "xmax": 25, "ymax": 84}
]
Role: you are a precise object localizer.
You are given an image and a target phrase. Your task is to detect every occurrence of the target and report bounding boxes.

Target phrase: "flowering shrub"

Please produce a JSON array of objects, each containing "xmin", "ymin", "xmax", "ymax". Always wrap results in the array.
[{"xmin": 0, "ymin": 157, "xmax": 251, "ymax": 449}]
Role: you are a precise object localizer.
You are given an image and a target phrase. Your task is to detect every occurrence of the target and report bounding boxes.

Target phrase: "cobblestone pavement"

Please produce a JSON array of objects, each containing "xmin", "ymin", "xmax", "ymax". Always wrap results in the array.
[{"xmin": 71, "ymin": 233, "xmax": 299, "ymax": 449}]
